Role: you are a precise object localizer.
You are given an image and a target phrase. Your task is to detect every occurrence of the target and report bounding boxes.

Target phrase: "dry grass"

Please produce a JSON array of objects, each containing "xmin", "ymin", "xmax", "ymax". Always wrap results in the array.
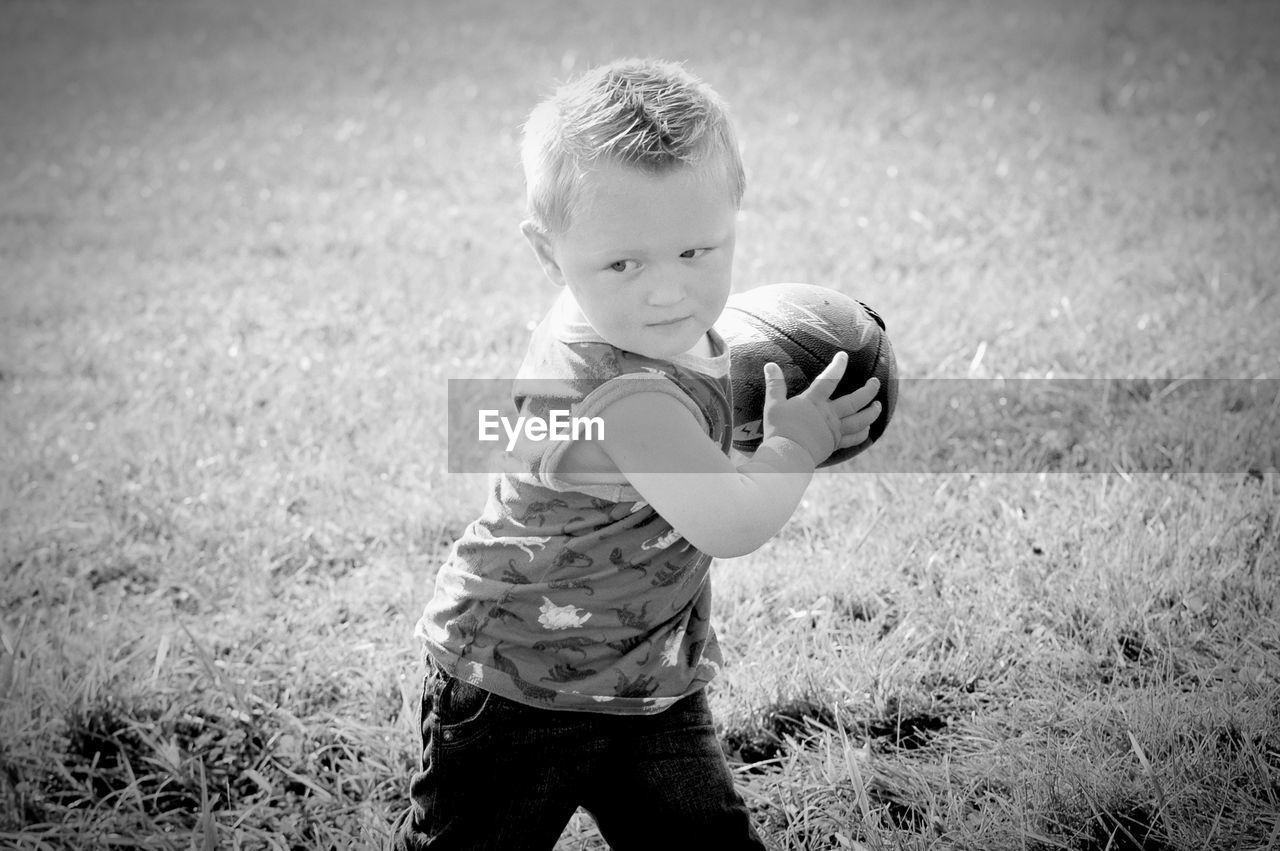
[{"xmin": 2, "ymin": 0, "xmax": 1278, "ymax": 848}]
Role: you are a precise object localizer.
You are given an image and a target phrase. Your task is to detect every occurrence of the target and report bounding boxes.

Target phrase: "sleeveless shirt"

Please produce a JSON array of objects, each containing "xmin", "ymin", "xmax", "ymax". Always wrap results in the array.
[{"xmin": 416, "ymin": 292, "xmax": 734, "ymax": 714}]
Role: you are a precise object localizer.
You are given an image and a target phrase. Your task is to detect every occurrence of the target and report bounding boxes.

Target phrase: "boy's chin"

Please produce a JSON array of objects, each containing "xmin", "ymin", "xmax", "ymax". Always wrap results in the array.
[{"xmin": 639, "ymin": 335, "xmax": 708, "ymax": 360}]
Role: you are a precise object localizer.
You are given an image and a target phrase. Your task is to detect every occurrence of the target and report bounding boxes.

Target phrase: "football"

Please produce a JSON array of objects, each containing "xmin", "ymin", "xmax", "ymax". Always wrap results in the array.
[{"xmin": 716, "ymin": 283, "xmax": 898, "ymax": 467}]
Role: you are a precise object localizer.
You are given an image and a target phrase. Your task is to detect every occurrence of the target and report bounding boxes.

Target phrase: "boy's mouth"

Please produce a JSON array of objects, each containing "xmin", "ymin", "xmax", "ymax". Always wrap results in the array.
[{"xmin": 648, "ymin": 315, "xmax": 690, "ymax": 327}]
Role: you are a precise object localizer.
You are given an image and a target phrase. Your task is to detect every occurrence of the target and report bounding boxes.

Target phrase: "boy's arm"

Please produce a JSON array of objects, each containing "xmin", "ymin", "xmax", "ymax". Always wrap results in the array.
[
  {"xmin": 598, "ymin": 356, "xmax": 880, "ymax": 559},
  {"xmin": 598, "ymin": 392, "xmax": 813, "ymax": 558}
]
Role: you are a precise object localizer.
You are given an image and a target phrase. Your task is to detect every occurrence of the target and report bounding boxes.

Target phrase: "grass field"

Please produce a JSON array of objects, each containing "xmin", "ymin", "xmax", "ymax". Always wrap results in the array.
[{"xmin": 2, "ymin": 0, "xmax": 1278, "ymax": 848}]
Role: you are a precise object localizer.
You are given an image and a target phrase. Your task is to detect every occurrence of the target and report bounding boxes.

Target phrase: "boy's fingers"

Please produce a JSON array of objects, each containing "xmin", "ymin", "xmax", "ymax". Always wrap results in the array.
[
  {"xmin": 805, "ymin": 351, "xmax": 848, "ymax": 400},
  {"xmin": 839, "ymin": 401, "xmax": 881, "ymax": 432},
  {"xmin": 838, "ymin": 428, "xmax": 872, "ymax": 449},
  {"xmin": 832, "ymin": 377, "xmax": 881, "ymax": 416},
  {"xmin": 763, "ymin": 362, "xmax": 788, "ymax": 402}
]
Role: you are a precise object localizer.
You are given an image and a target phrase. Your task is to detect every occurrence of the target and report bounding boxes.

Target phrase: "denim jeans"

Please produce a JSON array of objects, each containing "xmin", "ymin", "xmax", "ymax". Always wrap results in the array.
[{"xmin": 389, "ymin": 666, "xmax": 768, "ymax": 850}]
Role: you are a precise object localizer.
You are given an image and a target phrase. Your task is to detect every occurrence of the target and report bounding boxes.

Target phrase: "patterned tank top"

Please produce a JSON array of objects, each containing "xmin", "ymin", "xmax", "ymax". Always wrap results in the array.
[{"xmin": 417, "ymin": 292, "xmax": 734, "ymax": 714}]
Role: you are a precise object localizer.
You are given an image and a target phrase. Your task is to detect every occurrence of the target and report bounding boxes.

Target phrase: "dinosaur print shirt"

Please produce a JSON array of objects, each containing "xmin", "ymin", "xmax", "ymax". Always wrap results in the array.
[{"xmin": 417, "ymin": 291, "xmax": 734, "ymax": 714}]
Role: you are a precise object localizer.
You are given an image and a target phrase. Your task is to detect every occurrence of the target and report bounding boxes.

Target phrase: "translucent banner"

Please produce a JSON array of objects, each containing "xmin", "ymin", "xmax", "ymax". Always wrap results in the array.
[{"xmin": 448, "ymin": 378, "xmax": 1278, "ymax": 475}]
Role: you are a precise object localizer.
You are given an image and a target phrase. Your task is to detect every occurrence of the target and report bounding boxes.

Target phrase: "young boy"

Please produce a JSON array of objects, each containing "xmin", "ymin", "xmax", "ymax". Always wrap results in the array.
[{"xmin": 392, "ymin": 58, "xmax": 881, "ymax": 850}]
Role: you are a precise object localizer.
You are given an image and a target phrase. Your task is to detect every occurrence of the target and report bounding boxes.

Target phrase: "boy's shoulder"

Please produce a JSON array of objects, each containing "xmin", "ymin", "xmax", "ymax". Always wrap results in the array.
[{"xmin": 519, "ymin": 294, "xmax": 657, "ymax": 385}]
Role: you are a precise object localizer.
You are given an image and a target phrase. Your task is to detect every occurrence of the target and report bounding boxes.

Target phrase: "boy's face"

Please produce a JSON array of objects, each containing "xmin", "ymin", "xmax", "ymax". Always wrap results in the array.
[{"xmin": 523, "ymin": 160, "xmax": 737, "ymax": 360}]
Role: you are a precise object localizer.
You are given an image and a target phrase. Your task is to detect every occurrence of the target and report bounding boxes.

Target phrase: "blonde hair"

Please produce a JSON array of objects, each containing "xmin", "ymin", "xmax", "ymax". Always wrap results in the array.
[{"xmin": 520, "ymin": 58, "xmax": 746, "ymax": 233}]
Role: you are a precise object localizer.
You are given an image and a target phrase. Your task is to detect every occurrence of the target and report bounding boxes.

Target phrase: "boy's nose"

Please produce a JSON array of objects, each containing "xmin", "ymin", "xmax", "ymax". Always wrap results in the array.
[
  {"xmin": 648, "ymin": 288, "xmax": 682, "ymax": 307},
  {"xmin": 647, "ymin": 275, "xmax": 689, "ymax": 306}
]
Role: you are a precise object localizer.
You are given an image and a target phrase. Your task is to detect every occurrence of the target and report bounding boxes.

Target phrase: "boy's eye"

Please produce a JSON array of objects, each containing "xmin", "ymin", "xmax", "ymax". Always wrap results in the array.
[
  {"xmin": 607, "ymin": 260, "xmax": 636, "ymax": 273},
  {"xmin": 680, "ymin": 248, "xmax": 710, "ymax": 259}
]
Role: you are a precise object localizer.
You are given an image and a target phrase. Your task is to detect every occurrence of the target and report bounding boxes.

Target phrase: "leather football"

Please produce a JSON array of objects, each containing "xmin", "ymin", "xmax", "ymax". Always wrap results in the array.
[{"xmin": 716, "ymin": 283, "xmax": 898, "ymax": 467}]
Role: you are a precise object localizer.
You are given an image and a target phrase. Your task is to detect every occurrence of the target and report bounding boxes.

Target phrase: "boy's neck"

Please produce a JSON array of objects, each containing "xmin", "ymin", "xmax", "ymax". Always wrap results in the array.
[{"xmin": 688, "ymin": 332, "xmax": 713, "ymax": 359}]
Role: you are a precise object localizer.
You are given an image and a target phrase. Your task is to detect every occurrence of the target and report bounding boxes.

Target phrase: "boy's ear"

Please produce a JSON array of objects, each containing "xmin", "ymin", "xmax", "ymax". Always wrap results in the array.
[{"xmin": 520, "ymin": 220, "xmax": 566, "ymax": 287}]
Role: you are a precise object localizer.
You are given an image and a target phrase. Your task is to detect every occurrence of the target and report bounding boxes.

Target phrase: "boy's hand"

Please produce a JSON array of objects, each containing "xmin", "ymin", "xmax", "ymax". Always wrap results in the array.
[{"xmin": 761, "ymin": 352, "xmax": 882, "ymax": 466}]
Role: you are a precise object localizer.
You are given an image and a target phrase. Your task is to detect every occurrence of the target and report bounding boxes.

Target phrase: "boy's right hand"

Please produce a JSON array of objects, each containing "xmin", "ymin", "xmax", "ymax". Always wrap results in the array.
[{"xmin": 761, "ymin": 352, "xmax": 882, "ymax": 466}]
